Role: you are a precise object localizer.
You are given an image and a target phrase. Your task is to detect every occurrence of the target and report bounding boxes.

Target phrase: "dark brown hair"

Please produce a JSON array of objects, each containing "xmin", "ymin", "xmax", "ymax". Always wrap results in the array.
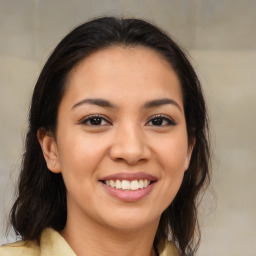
[{"xmin": 10, "ymin": 17, "xmax": 210, "ymax": 256}]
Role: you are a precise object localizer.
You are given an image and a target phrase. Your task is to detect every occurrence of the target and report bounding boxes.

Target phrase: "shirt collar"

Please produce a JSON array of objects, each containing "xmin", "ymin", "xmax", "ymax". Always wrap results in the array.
[{"xmin": 40, "ymin": 228, "xmax": 179, "ymax": 256}]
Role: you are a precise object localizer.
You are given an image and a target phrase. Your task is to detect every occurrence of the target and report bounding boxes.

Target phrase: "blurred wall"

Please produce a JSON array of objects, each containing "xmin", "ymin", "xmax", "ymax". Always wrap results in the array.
[{"xmin": 0, "ymin": 1, "xmax": 255, "ymax": 255}]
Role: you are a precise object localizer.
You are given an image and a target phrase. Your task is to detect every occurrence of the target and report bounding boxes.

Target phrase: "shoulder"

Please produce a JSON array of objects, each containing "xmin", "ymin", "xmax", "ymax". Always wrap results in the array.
[
  {"xmin": 158, "ymin": 239, "xmax": 180, "ymax": 256},
  {"xmin": 0, "ymin": 228, "xmax": 76, "ymax": 256},
  {"xmin": 0, "ymin": 239, "xmax": 40, "ymax": 256}
]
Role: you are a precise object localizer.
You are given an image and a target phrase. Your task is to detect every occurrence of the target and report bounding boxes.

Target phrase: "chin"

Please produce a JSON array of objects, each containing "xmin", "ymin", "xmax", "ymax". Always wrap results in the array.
[{"xmin": 100, "ymin": 208, "xmax": 160, "ymax": 231}]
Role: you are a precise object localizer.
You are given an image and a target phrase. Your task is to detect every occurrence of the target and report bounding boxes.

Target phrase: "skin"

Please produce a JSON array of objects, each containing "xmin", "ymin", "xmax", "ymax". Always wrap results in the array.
[{"xmin": 38, "ymin": 46, "xmax": 193, "ymax": 256}]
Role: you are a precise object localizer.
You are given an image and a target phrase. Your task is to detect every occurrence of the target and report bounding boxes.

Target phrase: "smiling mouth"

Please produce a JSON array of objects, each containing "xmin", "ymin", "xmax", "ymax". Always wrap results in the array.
[{"xmin": 102, "ymin": 179, "xmax": 153, "ymax": 191}]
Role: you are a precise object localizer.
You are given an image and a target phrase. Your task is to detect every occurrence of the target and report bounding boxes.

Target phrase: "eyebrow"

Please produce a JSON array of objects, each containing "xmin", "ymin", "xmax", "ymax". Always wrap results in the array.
[
  {"xmin": 143, "ymin": 98, "xmax": 182, "ymax": 112},
  {"xmin": 72, "ymin": 98, "xmax": 117, "ymax": 110},
  {"xmin": 72, "ymin": 97, "xmax": 182, "ymax": 112}
]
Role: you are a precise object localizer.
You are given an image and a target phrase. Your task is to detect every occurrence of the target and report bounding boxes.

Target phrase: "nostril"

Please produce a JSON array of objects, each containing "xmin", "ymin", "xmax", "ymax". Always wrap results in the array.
[{"xmin": 108, "ymin": 135, "xmax": 151, "ymax": 164}]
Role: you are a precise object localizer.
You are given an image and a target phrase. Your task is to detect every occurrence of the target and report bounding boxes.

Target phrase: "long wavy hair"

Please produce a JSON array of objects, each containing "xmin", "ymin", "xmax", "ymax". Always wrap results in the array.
[{"xmin": 10, "ymin": 16, "xmax": 210, "ymax": 256}]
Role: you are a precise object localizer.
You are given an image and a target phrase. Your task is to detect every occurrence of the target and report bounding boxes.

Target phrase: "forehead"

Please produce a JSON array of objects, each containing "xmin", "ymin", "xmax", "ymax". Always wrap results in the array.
[
  {"xmin": 71, "ymin": 45, "xmax": 175, "ymax": 77},
  {"xmin": 63, "ymin": 46, "xmax": 183, "ymax": 108}
]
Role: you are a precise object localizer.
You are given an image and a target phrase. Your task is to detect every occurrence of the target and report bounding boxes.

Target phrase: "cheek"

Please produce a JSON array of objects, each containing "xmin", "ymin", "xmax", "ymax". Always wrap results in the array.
[
  {"xmin": 161, "ymin": 135, "xmax": 188, "ymax": 168},
  {"xmin": 158, "ymin": 142, "xmax": 188, "ymax": 208},
  {"xmin": 157, "ymin": 131, "xmax": 189, "ymax": 185},
  {"xmin": 56, "ymin": 131, "xmax": 108, "ymax": 181}
]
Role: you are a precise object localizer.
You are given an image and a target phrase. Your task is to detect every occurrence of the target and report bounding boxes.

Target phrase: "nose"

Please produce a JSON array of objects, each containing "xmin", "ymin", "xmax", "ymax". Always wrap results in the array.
[{"xmin": 109, "ymin": 123, "xmax": 151, "ymax": 165}]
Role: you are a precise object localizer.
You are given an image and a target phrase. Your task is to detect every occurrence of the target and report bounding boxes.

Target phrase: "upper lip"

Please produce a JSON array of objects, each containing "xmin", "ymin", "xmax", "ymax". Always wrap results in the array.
[{"xmin": 100, "ymin": 172, "xmax": 158, "ymax": 181}]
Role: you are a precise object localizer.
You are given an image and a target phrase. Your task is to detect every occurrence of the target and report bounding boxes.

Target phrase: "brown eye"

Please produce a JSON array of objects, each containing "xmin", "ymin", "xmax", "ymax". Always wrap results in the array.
[
  {"xmin": 146, "ymin": 115, "xmax": 177, "ymax": 126},
  {"xmin": 151, "ymin": 118, "xmax": 164, "ymax": 126},
  {"xmin": 81, "ymin": 115, "xmax": 111, "ymax": 126}
]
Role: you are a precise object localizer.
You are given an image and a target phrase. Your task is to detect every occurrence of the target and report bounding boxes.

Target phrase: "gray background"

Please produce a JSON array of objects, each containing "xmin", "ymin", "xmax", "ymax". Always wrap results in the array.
[{"xmin": 0, "ymin": 0, "xmax": 255, "ymax": 255}]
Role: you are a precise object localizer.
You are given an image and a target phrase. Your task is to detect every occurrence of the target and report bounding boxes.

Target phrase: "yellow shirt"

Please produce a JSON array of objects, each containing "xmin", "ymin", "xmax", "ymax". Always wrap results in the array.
[{"xmin": 0, "ymin": 228, "xmax": 179, "ymax": 256}]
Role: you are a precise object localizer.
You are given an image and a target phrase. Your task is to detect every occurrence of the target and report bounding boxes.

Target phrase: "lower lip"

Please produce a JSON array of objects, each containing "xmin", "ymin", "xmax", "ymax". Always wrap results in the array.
[{"xmin": 101, "ymin": 182, "xmax": 156, "ymax": 202}]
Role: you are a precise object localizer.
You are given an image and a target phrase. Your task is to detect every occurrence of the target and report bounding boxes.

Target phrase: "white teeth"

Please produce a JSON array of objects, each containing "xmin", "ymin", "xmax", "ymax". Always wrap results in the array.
[
  {"xmin": 122, "ymin": 180, "xmax": 130, "ymax": 190},
  {"xmin": 110, "ymin": 180, "xmax": 115, "ymax": 188},
  {"xmin": 116, "ymin": 179, "xmax": 122, "ymax": 189},
  {"xmin": 130, "ymin": 180, "xmax": 139, "ymax": 190},
  {"xmin": 104, "ymin": 179, "xmax": 151, "ymax": 190},
  {"xmin": 138, "ymin": 180, "xmax": 144, "ymax": 189},
  {"xmin": 144, "ymin": 179, "xmax": 150, "ymax": 187}
]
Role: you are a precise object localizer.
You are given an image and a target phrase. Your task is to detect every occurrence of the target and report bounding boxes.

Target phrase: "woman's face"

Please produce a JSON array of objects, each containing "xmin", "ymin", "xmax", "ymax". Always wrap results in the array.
[{"xmin": 43, "ymin": 46, "xmax": 193, "ymax": 231}]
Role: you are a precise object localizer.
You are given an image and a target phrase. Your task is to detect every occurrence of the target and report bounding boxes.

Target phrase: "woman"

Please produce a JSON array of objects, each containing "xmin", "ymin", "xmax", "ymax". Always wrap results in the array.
[{"xmin": 0, "ymin": 17, "xmax": 210, "ymax": 256}]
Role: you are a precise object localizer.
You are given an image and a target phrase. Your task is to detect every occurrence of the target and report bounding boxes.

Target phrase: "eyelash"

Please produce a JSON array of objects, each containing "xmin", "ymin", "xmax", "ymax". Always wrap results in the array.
[
  {"xmin": 146, "ymin": 114, "xmax": 177, "ymax": 126},
  {"xmin": 80, "ymin": 115, "xmax": 111, "ymax": 126},
  {"xmin": 80, "ymin": 114, "xmax": 177, "ymax": 127}
]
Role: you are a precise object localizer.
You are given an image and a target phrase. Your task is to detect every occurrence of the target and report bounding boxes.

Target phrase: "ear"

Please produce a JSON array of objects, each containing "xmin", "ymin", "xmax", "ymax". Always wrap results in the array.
[
  {"xmin": 185, "ymin": 138, "xmax": 196, "ymax": 171},
  {"xmin": 37, "ymin": 128, "xmax": 61, "ymax": 173}
]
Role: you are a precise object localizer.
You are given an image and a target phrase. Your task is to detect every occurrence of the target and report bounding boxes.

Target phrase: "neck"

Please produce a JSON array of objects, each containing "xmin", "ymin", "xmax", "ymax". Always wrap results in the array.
[{"xmin": 61, "ymin": 211, "xmax": 159, "ymax": 256}]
